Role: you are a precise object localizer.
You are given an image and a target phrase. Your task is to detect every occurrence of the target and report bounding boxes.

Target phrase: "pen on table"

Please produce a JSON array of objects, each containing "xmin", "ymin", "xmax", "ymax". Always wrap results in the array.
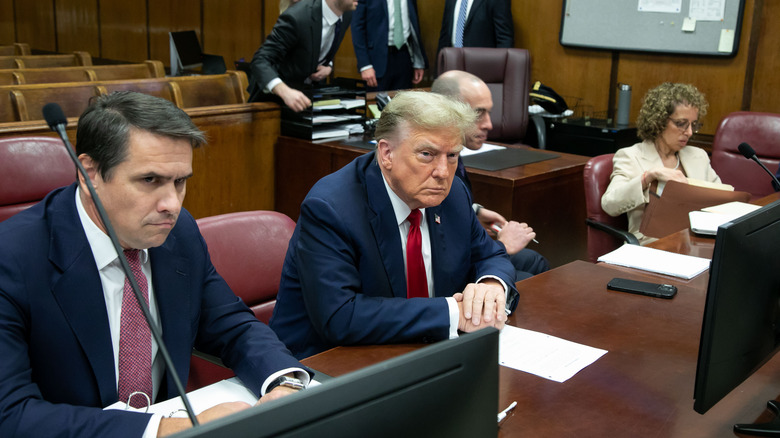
[
  {"xmin": 490, "ymin": 223, "xmax": 539, "ymax": 244},
  {"xmin": 497, "ymin": 400, "xmax": 517, "ymax": 423}
]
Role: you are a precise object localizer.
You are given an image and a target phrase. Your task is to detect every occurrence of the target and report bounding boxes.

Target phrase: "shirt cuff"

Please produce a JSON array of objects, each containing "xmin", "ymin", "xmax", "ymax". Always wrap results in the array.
[
  {"xmin": 260, "ymin": 367, "xmax": 311, "ymax": 395},
  {"xmin": 142, "ymin": 413, "xmax": 163, "ymax": 438},
  {"xmin": 445, "ymin": 296, "xmax": 459, "ymax": 339},
  {"xmin": 265, "ymin": 78, "xmax": 283, "ymax": 95},
  {"xmin": 359, "ymin": 65, "xmax": 374, "ymax": 73}
]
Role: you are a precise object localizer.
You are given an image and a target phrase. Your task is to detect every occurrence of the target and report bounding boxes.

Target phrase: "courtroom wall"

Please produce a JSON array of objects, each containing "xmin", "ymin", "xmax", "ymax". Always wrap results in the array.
[{"xmin": 2, "ymin": 0, "xmax": 777, "ymax": 137}]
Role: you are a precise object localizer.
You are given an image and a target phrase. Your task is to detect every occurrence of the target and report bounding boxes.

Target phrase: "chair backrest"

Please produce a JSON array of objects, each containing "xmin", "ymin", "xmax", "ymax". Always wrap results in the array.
[
  {"xmin": 0, "ymin": 136, "xmax": 76, "ymax": 222},
  {"xmin": 711, "ymin": 111, "xmax": 780, "ymax": 199},
  {"xmin": 583, "ymin": 154, "xmax": 628, "ymax": 263},
  {"xmin": 437, "ymin": 47, "xmax": 530, "ymax": 143},
  {"xmin": 195, "ymin": 210, "xmax": 295, "ymax": 324},
  {"xmin": 187, "ymin": 210, "xmax": 295, "ymax": 392}
]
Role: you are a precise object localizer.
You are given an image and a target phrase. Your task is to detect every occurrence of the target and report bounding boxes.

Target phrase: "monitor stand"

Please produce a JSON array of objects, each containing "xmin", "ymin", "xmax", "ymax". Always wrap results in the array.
[{"xmin": 735, "ymin": 400, "xmax": 780, "ymax": 436}]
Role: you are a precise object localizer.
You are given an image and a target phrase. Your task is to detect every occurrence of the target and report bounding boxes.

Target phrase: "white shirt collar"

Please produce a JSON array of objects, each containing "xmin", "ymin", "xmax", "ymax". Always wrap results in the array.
[
  {"xmin": 75, "ymin": 186, "xmax": 149, "ymax": 270},
  {"xmin": 322, "ymin": 0, "xmax": 341, "ymax": 25}
]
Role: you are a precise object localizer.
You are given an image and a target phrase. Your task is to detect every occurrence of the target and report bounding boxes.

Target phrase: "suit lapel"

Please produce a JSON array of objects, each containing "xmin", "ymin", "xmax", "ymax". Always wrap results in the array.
[
  {"xmin": 364, "ymin": 155, "xmax": 407, "ymax": 298},
  {"xmin": 48, "ymin": 185, "xmax": 117, "ymax": 406},
  {"xmin": 425, "ymin": 204, "xmax": 449, "ymax": 297},
  {"xmin": 465, "ymin": 0, "xmax": 485, "ymax": 29},
  {"xmin": 149, "ymin": 235, "xmax": 194, "ymax": 399},
  {"xmin": 310, "ymin": 0, "xmax": 323, "ymax": 67}
]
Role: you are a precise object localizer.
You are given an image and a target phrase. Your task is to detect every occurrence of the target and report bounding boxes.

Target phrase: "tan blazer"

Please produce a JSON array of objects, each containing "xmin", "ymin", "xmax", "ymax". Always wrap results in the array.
[{"xmin": 601, "ymin": 140, "xmax": 721, "ymax": 244}]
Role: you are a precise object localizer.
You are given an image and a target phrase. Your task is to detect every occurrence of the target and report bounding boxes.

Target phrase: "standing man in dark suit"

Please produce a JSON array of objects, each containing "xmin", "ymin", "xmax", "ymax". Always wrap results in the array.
[
  {"xmin": 432, "ymin": 70, "xmax": 549, "ymax": 281},
  {"xmin": 351, "ymin": 0, "xmax": 428, "ymax": 91},
  {"xmin": 248, "ymin": 0, "xmax": 357, "ymax": 111},
  {"xmin": 0, "ymin": 92, "xmax": 309, "ymax": 437},
  {"xmin": 437, "ymin": 0, "xmax": 514, "ymax": 56},
  {"xmin": 270, "ymin": 91, "xmax": 518, "ymax": 359}
]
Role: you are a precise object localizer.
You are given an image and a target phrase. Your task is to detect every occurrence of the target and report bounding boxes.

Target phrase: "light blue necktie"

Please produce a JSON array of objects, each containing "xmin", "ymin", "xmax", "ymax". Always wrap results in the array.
[
  {"xmin": 393, "ymin": 0, "xmax": 405, "ymax": 49},
  {"xmin": 454, "ymin": 0, "xmax": 469, "ymax": 48}
]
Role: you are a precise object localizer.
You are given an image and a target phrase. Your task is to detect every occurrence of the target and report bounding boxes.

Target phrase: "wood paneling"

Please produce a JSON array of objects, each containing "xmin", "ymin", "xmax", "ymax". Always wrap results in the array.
[
  {"xmin": 4, "ymin": 0, "xmax": 778, "ymax": 132},
  {"xmin": 515, "ymin": 1, "xmax": 613, "ymax": 115},
  {"xmin": 0, "ymin": 0, "xmax": 15, "ymax": 44},
  {"xmin": 203, "ymin": 0, "xmax": 264, "ymax": 68},
  {"xmin": 148, "ymin": 0, "xmax": 201, "ymax": 68},
  {"xmin": 99, "ymin": 0, "xmax": 148, "ymax": 62},
  {"xmin": 56, "ymin": 0, "xmax": 99, "ymax": 55},
  {"xmin": 751, "ymin": 0, "xmax": 780, "ymax": 113},
  {"xmin": 14, "ymin": 0, "xmax": 55, "ymax": 52},
  {"xmin": 616, "ymin": 0, "xmax": 753, "ymax": 136}
]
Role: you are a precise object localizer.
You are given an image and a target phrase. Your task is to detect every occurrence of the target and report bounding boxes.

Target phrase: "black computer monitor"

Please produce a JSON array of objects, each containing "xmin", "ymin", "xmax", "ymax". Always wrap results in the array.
[
  {"xmin": 170, "ymin": 30, "xmax": 203, "ymax": 76},
  {"xmin": 694, "ymin": 200, "xmax": 780, "ymax": 432},
  {"xmin": 173, "ymin": 328, "xmax": 499, "ymax": 437}
]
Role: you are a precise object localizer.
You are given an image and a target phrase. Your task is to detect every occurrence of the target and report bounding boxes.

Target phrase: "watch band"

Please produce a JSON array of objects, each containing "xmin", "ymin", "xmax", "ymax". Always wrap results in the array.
[{"xmin": 267, "ymin": 375, "xmax": 305, "ymax": 393}]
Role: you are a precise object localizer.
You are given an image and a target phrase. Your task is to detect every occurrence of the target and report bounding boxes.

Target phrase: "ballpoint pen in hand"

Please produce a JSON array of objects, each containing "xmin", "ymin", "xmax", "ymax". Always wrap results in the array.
[{"xmin": 490, "ymin": 223, "xmax": 539, "ymax": 244}]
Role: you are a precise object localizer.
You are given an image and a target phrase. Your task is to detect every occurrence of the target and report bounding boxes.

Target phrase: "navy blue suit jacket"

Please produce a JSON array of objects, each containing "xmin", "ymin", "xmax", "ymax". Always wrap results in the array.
[
  {"xmin": 351, "ymin": 0, "xmax": 428, "ymax": 79},
  {"xmin": 0, "ymin": 184, "xmax": 303, "ymax": 437},
  {"xmin": 270, "ymin": 152, "xmax": 518, "ymax": 359},
  {"xmin": 436, "ymin": 0, "xmax": 514, "ymax": 54}
]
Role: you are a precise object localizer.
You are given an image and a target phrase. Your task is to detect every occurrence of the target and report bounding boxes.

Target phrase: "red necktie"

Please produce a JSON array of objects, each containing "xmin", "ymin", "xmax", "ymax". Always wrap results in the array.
[
  {"xmin": 117, "ymin": 249, "xmax": 153, "ymax": 408},
  {"xmin": 406, "ymin": 209, "xmax": 428, "ymax": 298}
]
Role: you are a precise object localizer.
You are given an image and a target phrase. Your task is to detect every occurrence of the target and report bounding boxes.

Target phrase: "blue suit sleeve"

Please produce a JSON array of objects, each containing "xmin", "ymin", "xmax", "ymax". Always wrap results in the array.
[{"xmin": 295, "ymin": 196, "xmax": 451, "ymax": 346}]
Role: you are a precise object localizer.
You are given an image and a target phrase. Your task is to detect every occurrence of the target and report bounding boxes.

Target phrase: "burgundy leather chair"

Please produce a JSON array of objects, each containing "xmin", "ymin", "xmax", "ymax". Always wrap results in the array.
[
  {"xmin": 583, "ymin": 154, "xmax": 638, "ymax": 263},
  {"xmin": 186, "ymin": 210, "xmax": 296, "ymax": 391},
  {"xmin": 711, "ymin": 111, "xmax": 780, "ymax": 199},
  {"xmin": 0, "ymin": 136, "xmax": 75, "ymax": 222},
  {"xmin": 437, "ymin": 47, "xmax": 545, "ymax": 146}
]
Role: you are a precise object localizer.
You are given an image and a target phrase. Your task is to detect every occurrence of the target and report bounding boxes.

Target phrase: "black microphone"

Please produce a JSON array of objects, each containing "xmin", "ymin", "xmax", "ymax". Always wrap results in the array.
[
  {"xmin": 41, "ymin": 103, "xmax": 199, "ymax": 426},
  {"xmin": 737, "ymin": 142, "xmax": 780, "ymax": 192}
]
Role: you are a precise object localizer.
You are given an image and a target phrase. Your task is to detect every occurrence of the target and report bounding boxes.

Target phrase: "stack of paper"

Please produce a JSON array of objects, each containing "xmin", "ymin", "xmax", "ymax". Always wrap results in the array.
[
  {"xmin": 688, "ymin": 201, "xmax": 761, "ymax": 235},
  {"xmin": 597, "ymin": 244, "xmax": 711, "ymax": 279}
]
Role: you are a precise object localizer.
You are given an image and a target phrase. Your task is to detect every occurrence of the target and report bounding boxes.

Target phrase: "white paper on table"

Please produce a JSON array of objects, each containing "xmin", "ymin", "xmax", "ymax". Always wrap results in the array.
[
  {"xmin": 499, "ymin": 325, "xmax": 607, "ymax": 383},
  {"xmin": 597, "ymin": 244, "xmax": 711, "ymax": 279},
  {"xmin": 459, "ymin": 143, "xmax": 506, "ymax": 157}
]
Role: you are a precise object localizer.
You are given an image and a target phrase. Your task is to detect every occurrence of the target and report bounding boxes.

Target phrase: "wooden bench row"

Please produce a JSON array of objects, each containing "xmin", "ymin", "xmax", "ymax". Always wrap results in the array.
[
  {"xmin": 0, "ymin": 102, "xmax": 281, "ymax": 219},
  {"xmin": 0, "ymin": 43, "xmax": 31, "ymax": 56},
  {"xmin": 0, "ymin": 61, "xmax": 165, "ymax": 86},
  {"xmin": 0, "ymin": 71, "xmax": 250, "ymax": 123},
  {"xmin": 0, "ymin": 51, "xmax": 92, "ymax": 69}
]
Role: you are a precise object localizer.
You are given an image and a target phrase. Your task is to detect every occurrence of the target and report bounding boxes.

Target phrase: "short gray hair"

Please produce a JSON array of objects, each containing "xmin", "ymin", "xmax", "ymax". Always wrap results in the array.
[{"xmin": 374, "ymin": 91, "xmax": 476, "ymax": 145}]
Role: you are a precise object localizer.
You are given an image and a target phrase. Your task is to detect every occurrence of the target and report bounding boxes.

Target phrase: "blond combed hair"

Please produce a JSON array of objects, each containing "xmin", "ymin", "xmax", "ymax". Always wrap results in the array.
[{"xmin": 374, "ymin": 91, "xmax": 477, "ymax": 146}]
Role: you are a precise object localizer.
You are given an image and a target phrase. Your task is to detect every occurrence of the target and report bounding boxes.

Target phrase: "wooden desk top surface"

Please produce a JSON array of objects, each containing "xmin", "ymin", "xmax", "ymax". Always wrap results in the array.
[{"xmin": 301, "ymin": 260, "xmax": 780, "ymax": 437}]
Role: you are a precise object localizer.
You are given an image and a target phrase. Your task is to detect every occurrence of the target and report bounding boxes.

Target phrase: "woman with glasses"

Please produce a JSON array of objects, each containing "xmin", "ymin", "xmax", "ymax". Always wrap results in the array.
[{"xmin": 601, "ymin": 82, "xmax": 721, "ymax": 244}]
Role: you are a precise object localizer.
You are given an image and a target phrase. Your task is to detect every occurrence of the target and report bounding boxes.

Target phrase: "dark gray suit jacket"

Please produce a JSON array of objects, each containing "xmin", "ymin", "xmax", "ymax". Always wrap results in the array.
[
  {"xmin": 436, "ymin": 0, "xmax": 514, "ymax": 55},
  {"xmin": 248, "ymin": 0, "xmax": 352, "ymax": 102}
]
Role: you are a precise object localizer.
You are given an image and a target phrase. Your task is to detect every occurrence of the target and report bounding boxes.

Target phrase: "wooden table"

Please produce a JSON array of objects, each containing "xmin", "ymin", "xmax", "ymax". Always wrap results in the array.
[
  {"xmin": 301, "ymin": 221, "xmax": 780, "ymax": 437},
  {"xmin": 275, "ymin": 135, "xmax": 590, "ymax": 267}
]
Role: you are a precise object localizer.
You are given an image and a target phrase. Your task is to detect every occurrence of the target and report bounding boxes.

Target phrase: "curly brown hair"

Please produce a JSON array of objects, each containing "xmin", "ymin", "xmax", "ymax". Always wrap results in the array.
[{"xmin": 636, "ymin": 83, "xmax": 708, "ymax": 141}]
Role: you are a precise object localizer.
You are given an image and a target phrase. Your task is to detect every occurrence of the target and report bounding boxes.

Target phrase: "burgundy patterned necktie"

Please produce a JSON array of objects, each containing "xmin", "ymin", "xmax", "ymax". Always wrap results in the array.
[
  {"xmin": 406, "ymin": 209, "xmax": 428, "ymax": 298},
  {"xmin": 117, "ymin": 249, "xmax": 153, "ymax": 408}
]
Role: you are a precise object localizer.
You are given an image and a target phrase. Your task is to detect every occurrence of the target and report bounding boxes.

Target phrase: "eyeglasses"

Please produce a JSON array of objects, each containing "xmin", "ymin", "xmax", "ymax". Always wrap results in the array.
[{"xmin": 669, "ymin": 118, "xmax": 703, "ymax": 134}]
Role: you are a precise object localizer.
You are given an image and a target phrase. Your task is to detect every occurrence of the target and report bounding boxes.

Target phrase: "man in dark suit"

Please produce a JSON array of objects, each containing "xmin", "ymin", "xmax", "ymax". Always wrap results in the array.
[
  {"xmin": 248, "ymin": 0, "xmax": 356, "ymax": 111},
  {"xmin": 432, "ymin": 70, "xmax": 549, "ymax": 280},
  {"xmin": 0, "ymin": 92, "xmax": 309, "ymax": 437},
  {"xmin": 270, "ymin": 91, "xmax": 518, "ymax": 359},
  {"xmin": 436, "ymin": 0, "xmax": 514, "ymax": 56},
  {"xmin": 351, "ymin": 0, "xmax": 428, "ymax": 91}
]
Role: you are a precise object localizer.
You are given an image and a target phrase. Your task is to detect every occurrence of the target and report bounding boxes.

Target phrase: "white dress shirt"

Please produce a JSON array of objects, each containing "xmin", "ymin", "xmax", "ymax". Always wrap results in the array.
[
  {"xmin": 75, "ymin": 188, "xmax": 308, "ymax": 437},
  {"xmin": 449, "ymin": 0, "xmax": 474, "ymax": 45}
]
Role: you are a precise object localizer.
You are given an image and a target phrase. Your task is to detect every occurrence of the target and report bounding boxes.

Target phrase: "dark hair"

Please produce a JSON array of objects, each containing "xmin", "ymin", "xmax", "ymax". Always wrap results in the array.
[
  {"xmin": 75, "ymin": 91, "xmax": 206, "ymax": 181},
  {"xmin": 636, "ymin": 83, "xmax": 708, "ymax": 141}
]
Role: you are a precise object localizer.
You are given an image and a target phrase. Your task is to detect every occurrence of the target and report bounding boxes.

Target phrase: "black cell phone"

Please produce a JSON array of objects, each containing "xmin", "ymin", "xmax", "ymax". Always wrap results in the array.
[{"xmin": 607, "ymin": 277, "xmax": 677, "ymax": 299}]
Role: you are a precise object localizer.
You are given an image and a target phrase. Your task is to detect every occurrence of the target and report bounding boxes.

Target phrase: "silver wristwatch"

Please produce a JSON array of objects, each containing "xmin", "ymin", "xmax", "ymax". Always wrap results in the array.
[{"xmin": 267, "ymin": 375, "xmax": 305, "ymax": 392}]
